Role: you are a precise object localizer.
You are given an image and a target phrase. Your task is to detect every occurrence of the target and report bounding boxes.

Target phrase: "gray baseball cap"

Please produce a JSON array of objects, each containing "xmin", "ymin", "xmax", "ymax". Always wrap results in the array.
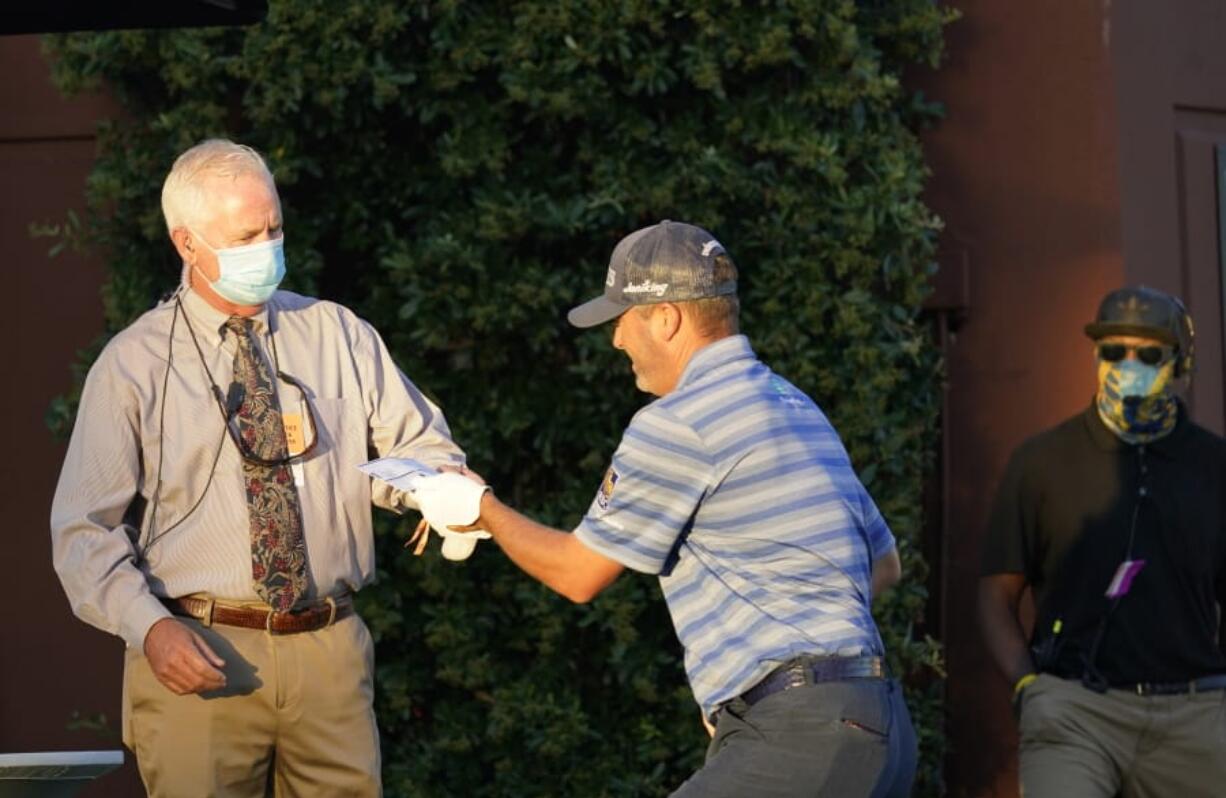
[{"xmin": 567, "ymin": 220, "xmax": 738, "ymax": 328}]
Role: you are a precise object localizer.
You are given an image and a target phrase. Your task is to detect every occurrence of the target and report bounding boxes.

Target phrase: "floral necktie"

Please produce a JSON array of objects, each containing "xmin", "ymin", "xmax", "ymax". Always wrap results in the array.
[{"xmin": 225, "ymin": 317, "xmax": 308, "ymax": 611}]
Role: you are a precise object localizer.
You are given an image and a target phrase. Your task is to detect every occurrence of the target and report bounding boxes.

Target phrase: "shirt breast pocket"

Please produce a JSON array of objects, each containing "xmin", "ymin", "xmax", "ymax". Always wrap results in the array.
[
  {"xmin": 298, "ymin": 396, "xmax": 361, "ymax": 460},
  {"xmin": 291, "ymin": 396, "xmax": 368, "ymax": 508}
]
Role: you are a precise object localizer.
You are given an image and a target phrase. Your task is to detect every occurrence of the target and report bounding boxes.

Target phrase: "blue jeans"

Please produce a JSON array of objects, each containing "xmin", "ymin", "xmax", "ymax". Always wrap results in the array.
[{"xmin": 670, "ymin": 679, "xmax": 916, "ymax": 798}]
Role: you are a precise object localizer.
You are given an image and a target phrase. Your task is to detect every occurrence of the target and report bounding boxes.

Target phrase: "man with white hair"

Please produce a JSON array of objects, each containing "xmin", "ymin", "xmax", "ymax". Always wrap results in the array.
[{"xmin": 50, "ymin": 138, "xmax": 464, "ymax": 796}]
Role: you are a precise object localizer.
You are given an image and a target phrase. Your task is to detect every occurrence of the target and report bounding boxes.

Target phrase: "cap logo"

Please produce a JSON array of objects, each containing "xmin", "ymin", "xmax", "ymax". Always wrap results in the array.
[
  {"xmin": 701, "ymin": 239, "xmax": 722, "ymax": 257},
  {"xmin": 623, "ymin": 279, "xmax": 669, "ymax": 297},
  {"xmin": 605, "ymin": 266, "xmax": 616, "ymax": 287}
]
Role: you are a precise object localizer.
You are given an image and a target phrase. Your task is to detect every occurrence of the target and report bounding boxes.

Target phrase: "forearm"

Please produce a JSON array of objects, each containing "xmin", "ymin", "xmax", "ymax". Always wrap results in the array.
[
  {"xmin": 359, "ymin": 319, "xmax": 465, "ymax": 511},
  {"xmin": 479, "ymin": 495, "xmax": 619, "ymax": 603},
  {"xmin": 978, "ymin": 578, "xmax": 1035, "ymax": 684},
  {"xmin": 982, "ymin": 616, "xmax": 1034, "ymax": 685},
  {"xmin": 870, "ymin": 548, "xmax": 902, "ymax": 602},
  {"xmin": 50, "ymin": 366, "xmax": 169, "ymax": 649},
  {"xmin": 372, "ymin": 397, "xmax": 465, "ymax": 513},
  {"xmin": 51, "ymin": 517, "xmax": 170, "ymax": 648}
]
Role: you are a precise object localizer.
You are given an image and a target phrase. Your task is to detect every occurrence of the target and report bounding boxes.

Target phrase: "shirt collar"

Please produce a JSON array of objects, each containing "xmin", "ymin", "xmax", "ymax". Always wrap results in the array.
[
  {"xmin": 1082, "ymin": 397, "xmax": 1190, "ymax": 456},
  {"xmin": 674, "ymin": 334, "xmax": 756, "ymax": 391},
  {"xmin": 177, "ymin": 281, "xmax": 272, "ymax": 346}
]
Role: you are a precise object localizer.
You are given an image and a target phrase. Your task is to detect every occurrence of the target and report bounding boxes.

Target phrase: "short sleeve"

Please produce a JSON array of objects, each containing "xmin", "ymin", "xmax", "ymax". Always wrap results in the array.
[
  {"xmin": 981, "ymin": 447, "xmax": 1033, "ymax": 576},
  {"xmin": 573, "ymin": 404, "xmax": 712, "ymax": 575},
  {"xmin": 858, "ymin": 486, "xmax": 896, "ymax": 561}
]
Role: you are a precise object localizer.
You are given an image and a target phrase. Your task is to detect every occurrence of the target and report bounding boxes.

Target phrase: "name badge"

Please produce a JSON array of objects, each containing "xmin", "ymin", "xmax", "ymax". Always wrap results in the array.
[
  {"xmin": 283, "ymin": 412, "xmax": 306, "ymax": 456},
  {"xmin": 1105, "ymin": 559, "xmax": 1146, "ymax": 599}
]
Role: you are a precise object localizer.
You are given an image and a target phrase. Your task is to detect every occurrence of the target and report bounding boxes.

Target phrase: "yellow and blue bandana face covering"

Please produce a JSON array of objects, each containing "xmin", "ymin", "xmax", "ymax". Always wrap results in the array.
[{"xmin": 1096, "ymin": 357, "xmax": 1178, "ymax": 444}]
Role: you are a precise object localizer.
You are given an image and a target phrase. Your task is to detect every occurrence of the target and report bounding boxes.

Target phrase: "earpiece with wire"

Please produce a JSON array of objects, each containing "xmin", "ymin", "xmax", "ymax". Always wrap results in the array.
[{"xmin": 138, "ymin": 295, "xmax": 233, "ymax": 561}]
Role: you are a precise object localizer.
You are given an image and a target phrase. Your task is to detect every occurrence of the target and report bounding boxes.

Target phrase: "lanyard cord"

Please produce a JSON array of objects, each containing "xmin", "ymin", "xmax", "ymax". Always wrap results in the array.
[
  {"xmin": 139, "ymin": 295, "xmax": 281, "ymax": 558},
  {"xmin": 180, "ymin": 296, "xmax": 284, "ymax": 410},
  {"xmin": 1080, "ymin": 446, "xmax": 1146, "ymax": 692},
  {"xmin": 138, "ymin": 295, "xmax": 228, "ymax": 559},
  {"xmin": 136, "ymin": 296, "xmax": 180, "ymax": 557}
]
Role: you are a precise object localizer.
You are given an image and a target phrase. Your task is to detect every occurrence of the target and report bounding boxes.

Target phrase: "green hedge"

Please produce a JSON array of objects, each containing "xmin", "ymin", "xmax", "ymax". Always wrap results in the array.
[{"xmin": 46, "ymin": 1, "xmax": 953, "ymax": 794}]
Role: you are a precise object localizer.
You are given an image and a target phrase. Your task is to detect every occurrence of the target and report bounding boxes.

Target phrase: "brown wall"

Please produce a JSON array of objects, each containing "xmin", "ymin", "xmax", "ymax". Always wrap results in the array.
[
  {"xmin": 918, "ymin": 2, "xmax": 1125, "ymax": 795},
  {"xmin": 1114, "ymin": 0, "xmax": 1226, "ymax": 432},
  {"xmin": 923, "ymin": 1, "xmax": 1226, "ymax": 795},
  {"xmin": 0, "ymin": 35, "xmax": 142, "ymax": 796}
]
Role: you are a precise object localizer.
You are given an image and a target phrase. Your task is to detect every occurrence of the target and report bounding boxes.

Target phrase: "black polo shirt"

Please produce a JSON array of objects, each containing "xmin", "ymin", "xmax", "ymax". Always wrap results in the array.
[{"xmin": 982, "ymin": 402, "xmax": 1226, "ymax": 684}]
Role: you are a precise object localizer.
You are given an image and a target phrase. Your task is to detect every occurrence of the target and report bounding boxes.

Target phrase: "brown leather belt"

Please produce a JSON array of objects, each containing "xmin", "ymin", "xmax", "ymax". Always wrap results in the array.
[{"xmin": 161, "ymin": 594, "xmax": 353, "ymax": 635}]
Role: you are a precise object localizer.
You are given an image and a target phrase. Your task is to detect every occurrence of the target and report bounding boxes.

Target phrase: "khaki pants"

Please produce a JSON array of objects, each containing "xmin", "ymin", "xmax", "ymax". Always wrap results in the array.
[
  {"xmin": 1018, "ymin": 673, "xmax": 1226, "ymax": 798},
  {"xmin": 122, "ymin": 611, "xmax": 381, "ymax": 798}
]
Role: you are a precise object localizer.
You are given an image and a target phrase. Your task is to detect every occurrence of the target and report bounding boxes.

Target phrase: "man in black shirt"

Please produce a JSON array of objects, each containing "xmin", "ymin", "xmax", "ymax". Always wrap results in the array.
[{"xmin": 979, "ymin": 285, "xmax": 1226, "ymax": 797}]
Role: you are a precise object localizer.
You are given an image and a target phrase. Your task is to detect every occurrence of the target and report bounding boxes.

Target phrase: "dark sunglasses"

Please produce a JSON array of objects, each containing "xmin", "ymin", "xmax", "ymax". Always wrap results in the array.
[
  {"xmin": 1097, "ymin": 343, "xmax": 1170, "ymax": 366},
  {"xmin": 222, "ymin": 371, "xmax": 319, "ymax": 466}
]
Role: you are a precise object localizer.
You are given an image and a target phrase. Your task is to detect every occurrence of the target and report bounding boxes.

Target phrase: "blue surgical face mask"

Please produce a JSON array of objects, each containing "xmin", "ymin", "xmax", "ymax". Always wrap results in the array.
[{"xmin": 191, "ymin": 231, "xmax": 286, "ymax": 306}]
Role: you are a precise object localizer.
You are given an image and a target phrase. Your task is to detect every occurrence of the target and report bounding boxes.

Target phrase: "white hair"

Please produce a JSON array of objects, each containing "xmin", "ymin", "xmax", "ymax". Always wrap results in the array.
[{"xmin": 160, "ymin": 138, "xmax": 277, "ymax": 234}]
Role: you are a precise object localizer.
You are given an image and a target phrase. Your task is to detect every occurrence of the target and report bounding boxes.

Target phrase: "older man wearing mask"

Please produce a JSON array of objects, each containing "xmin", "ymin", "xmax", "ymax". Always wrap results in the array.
[
  {"xmin": 979, "ymin": 286, "xmax": 1226, "ymax": 797},
  {"xmin": 50, "ymin": 138, "xmax": 464, "ymax": 796}
]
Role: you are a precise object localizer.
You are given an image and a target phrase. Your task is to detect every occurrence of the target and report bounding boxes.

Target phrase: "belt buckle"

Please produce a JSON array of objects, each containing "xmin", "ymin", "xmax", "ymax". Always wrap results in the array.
[
  {"xmin": 263, "ymin": 598, "xmax": 336, "ymax": 635},
  {"xmin": 786, "ymin": 659, "xmax": 809, "ymax": 689},
  {"xmin": 197, "ymin": 596, "xmax": 216, "ymax": 628}
]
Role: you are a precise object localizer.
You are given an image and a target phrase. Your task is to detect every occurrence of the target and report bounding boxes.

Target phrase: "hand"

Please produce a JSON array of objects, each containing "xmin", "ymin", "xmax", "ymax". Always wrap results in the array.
[
  {"xmin": 414, "ymin": 471, "xmax": 490, "ymax": 528},
  {"xmin": 412, "ymin": 471, "xmax": 492, "ymax": 561},
  {"xmin": 143, "ymin": 617, "xmax": 227, "ymax": 695},
  {"xmin": 448, "ymin": 492, "xmax": 496, "ymax": 533},
  {"xmin": 438, "ymin": 463, "xmax": 487, "ymax": 486},
  {"xmin": 403, "ymin": 461, "xmax": 480, "ymax": 556}
]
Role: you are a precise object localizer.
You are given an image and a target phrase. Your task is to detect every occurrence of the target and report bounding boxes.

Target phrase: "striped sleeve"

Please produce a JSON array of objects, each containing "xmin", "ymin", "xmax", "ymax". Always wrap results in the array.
[
  {"xmin": 574, "ymin": 404, "xmax": 711, "ymax": 575},
  {"xmin": 859, "ymin": 484, "xmax": 896, "ymax": 561}
]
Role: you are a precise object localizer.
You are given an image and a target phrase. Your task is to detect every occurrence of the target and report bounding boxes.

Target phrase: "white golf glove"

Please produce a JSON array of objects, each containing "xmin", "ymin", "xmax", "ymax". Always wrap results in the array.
[{"xmin": 411, "ymin": 472, "xmax": 492, "ymax": 561}]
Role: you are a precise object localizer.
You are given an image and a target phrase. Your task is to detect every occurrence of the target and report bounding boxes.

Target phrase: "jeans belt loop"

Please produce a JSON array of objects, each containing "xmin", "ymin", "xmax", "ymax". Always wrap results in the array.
[
  {"xmin": 324, "ymin": 595, "xmax": 337, "ymax": 627},
  {"xmin": 265, "ymin": 606, "xmax": 277, "ymax": 635}
]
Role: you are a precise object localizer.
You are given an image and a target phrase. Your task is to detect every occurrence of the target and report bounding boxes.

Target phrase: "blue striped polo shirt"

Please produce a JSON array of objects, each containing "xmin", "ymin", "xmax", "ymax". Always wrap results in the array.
[{"xmin": 574, "ymin": 335, "xmax": 895, "ymax": 718}]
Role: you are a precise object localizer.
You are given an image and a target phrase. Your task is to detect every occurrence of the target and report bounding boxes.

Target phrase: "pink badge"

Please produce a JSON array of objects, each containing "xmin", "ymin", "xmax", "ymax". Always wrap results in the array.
[{"xmin": 1105, "ymin": 559, "xmax": 1146, "ymax": 599}]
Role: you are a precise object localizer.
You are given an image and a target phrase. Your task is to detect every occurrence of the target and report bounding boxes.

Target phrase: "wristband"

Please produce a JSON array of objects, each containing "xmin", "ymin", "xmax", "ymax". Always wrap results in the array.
[{"xmin": 1013, "ymin": 673, "xmax": 1038, "ymax": 696}]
